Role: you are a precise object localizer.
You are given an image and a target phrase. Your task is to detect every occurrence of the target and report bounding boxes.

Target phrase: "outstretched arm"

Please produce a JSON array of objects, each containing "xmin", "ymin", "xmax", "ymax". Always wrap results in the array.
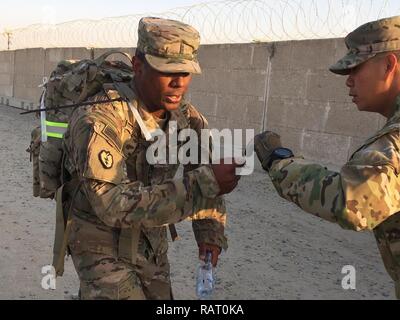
[{"xmin": 255, "ymin": 131, "xmax": 400, "ymax": 231}]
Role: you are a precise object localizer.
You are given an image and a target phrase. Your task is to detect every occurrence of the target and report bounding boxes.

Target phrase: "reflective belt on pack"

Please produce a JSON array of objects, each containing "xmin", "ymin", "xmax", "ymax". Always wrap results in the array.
[
  {"xmin": 41, "ymin": 116, "xmax": 69, "ymax": 141},
  {"xmin": 45, "ymin": 121, "xmax": 68, "ymax": 139},
  {"xmin": 39, "ymin": 81, "xmax": 68, "ymax": 141}
]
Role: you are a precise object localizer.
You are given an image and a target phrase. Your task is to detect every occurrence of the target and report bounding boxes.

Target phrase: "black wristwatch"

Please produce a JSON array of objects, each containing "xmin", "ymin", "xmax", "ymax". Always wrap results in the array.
[{"xmin": 266, "ymin": 148, "xmax": 294, "ymax": 171}]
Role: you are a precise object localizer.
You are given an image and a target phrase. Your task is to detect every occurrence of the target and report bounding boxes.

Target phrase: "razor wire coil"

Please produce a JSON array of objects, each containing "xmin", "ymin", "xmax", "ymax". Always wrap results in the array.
[{"xmin": 1, "ymin": 0, "xmax": 400, "ymax": 50}]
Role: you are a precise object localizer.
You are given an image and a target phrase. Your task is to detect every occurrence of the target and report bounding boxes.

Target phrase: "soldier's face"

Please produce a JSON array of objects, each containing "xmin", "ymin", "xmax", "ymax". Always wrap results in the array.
[
  {"xmin": 133, "ymin": 57, "xmax": 192, "ymax": 111},
  {"xmin": 346, "ymin": 54, "xmax": 397, "ymax": 117}
]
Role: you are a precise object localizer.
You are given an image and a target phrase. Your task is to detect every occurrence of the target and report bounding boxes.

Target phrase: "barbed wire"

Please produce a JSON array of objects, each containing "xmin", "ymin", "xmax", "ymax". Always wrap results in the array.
[{"xmin": 1, "ymin": 0, "xmax": 400, "ymax": 50}]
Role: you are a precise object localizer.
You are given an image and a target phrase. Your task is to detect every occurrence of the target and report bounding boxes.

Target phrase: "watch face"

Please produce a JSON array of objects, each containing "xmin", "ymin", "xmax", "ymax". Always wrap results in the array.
[{"xmin": 274, "ymin": 148, "xmax": 293, "ymax": 158}]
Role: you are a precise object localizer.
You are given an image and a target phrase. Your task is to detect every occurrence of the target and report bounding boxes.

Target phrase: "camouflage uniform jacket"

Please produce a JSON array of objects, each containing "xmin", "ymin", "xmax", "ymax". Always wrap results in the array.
[
  {"xmin": 269, "ymin": 95, "xmax": 400, "ymax": 297},
  {"xmin": 62, "ymin": 84, "xmax": 228, "ymax": 264}
]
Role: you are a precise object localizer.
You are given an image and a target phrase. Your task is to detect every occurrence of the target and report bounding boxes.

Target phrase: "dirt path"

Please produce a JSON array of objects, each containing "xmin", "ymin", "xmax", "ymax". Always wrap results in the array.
[{"xmin": 0, "ymin": 105, "xmax": 395, "ymax": 300}]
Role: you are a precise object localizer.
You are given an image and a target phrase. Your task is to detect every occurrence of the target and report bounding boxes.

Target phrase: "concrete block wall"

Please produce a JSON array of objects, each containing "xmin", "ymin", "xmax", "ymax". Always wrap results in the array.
[
  {"xmin": 264, "ymin": 38, "xmax": 385, "ymax": 165},
  {"xmin": 0, "ymin": 39, "xmax": 388, "ymax": 165},
  {"xmin": 13, "ymin": 48, "xmax": 46, "ymax": 103},
  {"xmin": 189, "ymin": 43, "xmax": 270, "ymax": 133},
  {"xmin": 0, "ymin": 50, "xmax": 14, "ymax": 98},
  {"xmin": 0, "ymin": 48, "xmax": 93, "ymax": 109}
]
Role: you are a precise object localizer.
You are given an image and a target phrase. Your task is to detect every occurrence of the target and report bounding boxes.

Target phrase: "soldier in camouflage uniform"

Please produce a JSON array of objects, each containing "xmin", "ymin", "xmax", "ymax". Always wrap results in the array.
[
  {"xmin": 54, "ymin": 17, "xmax": 241, "ymax": 300},
  {"xmin": 254, "ymin": 16, "xmax": 400, "ymax": 299}
]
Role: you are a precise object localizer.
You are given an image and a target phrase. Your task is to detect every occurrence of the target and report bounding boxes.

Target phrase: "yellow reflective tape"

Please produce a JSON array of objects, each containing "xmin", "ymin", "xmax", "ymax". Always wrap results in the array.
[
  {"xmin": 46, "ymin": 121, "xmax": 69, "ymax": 128},
  {"xmin": 46, "ymin": 132, "xmax": 64, "ymax": 139}
]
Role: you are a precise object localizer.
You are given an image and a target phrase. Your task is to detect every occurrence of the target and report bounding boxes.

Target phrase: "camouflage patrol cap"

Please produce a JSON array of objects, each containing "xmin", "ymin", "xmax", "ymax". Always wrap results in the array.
[
  {"xmin": 330, "ymin": 15, "xmax": 400, "ymax": 75},
  {"xmin": 136, "ymin": 17, "xmax": 201, "ymax": 74}
]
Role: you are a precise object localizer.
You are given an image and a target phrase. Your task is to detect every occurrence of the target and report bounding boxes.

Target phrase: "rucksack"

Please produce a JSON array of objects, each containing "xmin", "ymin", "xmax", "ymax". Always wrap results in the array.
[{"xmin": 27, "ymin": 50, "xmax": 133, "ymax": 199}]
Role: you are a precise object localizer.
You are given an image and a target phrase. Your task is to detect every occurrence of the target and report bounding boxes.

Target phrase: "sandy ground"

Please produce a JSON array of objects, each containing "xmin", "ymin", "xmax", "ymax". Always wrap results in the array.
[{"xmin": 0, "ymin": 105, "xmax": 396, "ymax": 300}]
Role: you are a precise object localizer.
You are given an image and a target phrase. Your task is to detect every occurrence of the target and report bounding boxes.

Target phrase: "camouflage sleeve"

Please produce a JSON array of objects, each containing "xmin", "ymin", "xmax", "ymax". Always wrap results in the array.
[
  {"xmin": 190, "ymin": 197, "xmax": 228, "ymax": 251},
  {"xmin": 269, "ymin": 137, "xmax": 400, "ymax": 231},
  {"xmin": 68, "ymin": 114, "xmax": 221, "ymax": 229},
  {"xmin": 269, "ymin": 158, "xmax": 345, "ymax": 226},
  {"xmin": 83, "ymin": 166, "xmax": 220, "ymax": 229},
  {"xmin": 184, "ymin": 105, "xmax": 228, "ymax": 251}
]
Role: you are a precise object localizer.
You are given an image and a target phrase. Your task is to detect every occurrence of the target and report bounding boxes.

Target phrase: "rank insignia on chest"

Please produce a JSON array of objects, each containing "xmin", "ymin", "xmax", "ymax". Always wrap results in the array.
[{"xmin": 99, "ymin": 150, "xmax": 114, "ymax": 169}]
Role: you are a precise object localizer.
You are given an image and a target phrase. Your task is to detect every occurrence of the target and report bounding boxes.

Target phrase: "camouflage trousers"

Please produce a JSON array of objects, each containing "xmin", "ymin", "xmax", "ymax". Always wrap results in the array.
[{"xmin": 68, "ymin": 215, "xmax": 172, "ymax": 300}]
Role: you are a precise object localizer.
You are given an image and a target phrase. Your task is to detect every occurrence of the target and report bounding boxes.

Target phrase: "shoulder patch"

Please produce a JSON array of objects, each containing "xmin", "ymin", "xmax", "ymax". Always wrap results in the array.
[
  {"xmin": 103, "ymin": 125, "xmax": 123, "ymax": 151},
  {"xmin": 92, "ymin": 122, "xmax": 123, "ymax": 152},
  {"xmin": 83, "ymin": 128, "xmax": 125, "ymax": 184},
  {"xmin": 99, "ymin": 150, "xmax": 114, "ymax": 169}
]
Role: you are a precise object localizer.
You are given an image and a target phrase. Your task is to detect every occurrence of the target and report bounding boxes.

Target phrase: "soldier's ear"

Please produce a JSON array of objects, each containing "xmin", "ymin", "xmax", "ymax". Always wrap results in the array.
[{"xmin": 384, "ymin": 53, "xmax": 398, "ymax": 77}]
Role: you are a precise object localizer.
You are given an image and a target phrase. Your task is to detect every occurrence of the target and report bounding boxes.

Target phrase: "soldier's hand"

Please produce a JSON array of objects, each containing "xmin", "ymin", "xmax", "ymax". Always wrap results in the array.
[
  {"xmin": 211, "ymin": 159, "xmax": 244, "ymax": 196},
  {"xmin": 199, "ymin": 243, "xmax": 221, "ymax": 267},
  {"xmin": 254, "ymin": 131, "xmax": 282, "ymax": 171}
]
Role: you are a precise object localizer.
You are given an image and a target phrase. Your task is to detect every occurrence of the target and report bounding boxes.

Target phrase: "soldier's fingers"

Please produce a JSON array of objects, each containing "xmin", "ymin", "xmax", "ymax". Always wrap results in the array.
[
  {"xmin": 198, "ymin": 244, "xmax": 207, "ymax": 260},
  {"xmin": 211, "ymin": 250, "xmax": 220, "ymax": 267}
]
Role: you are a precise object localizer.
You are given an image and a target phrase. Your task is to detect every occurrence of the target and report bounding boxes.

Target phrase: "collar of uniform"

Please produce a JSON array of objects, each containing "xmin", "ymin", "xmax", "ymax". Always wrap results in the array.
[
  {"xmin": 130, "ymin": 80, "xmax": 190, "ymax": 131},
  {"xmin": 124, "ymin": 82, "xmax": 160, "ymax": 131},
  {"xmin": 169, "ymin": 102, "xmax": 190, "ymax": 130},
  {"xmin": 136, "ymin": 99, "xmax": 165, "ymax": 133},
  {"xmin": 385, "ymin": 94, "xmax": 400, "ymax": 127},
  {"xmin": 136, "ymin": 99, "xmax": 190, "ymax": 132}
]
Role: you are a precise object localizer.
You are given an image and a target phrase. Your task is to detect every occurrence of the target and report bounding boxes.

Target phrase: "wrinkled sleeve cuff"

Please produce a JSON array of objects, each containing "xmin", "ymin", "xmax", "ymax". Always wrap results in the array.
[{"xmin": 192, "ymin": 218, "xmax": 228, "ymax": 251}]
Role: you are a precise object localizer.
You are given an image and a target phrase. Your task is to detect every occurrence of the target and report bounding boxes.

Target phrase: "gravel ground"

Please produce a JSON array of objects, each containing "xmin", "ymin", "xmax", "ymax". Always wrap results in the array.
[{"xmin": 0, "ymin": 105, "xmax": 396, "ymax": 300}]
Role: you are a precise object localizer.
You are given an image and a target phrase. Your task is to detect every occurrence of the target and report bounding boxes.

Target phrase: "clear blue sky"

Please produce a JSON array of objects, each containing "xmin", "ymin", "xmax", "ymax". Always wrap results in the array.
[{"xmin": 0, "ymin": 0, "xmax": 205, "ymax": 30}]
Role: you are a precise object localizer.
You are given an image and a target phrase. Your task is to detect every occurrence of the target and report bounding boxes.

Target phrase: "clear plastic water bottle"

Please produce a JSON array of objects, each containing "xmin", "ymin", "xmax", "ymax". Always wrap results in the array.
[{"xmin": 196, "ymin": 251, "xmax": 215, "ymax": 300}]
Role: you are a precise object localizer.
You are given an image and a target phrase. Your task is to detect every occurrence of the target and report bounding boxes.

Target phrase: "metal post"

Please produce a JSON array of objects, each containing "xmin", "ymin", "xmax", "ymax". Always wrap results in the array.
[{"xmin": 4, "ymin": 31, "xmax": 12, "ymax": 50}]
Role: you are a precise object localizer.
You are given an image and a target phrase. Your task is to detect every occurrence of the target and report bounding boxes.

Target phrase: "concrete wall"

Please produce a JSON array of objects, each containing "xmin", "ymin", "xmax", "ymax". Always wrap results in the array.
[
  {"xmin": 189, "ymin": 44, "xmax": 269, "ymax": 133},
  {"xmin": 13, "ymin": 49, "xmax": 46, "ymax": 103},
  {"xmin": 0, "ymin": 50, "xmax": 14, "ymax": 102},
  {"xmin": 0, "ymin": 47, "xmax": 93, "ymax": 109},
  {"xmin": 264, "ymin": 39, "xmax": 384, "ymax": 164},
  {"xmin": 0, "ymin": 40, "xmax": 386, "ymax": 165}
]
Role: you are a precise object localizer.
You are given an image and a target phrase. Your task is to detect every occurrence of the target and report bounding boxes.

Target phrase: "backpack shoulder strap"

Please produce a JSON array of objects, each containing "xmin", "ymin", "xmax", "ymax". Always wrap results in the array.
[{"xmin": 112, "ymin": 82, "xmax": 157, "ymax": 141}]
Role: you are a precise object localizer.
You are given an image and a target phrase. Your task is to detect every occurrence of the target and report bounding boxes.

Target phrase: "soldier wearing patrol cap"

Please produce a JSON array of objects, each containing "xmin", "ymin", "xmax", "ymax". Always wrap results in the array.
[
  {"xmin": 55, "ymin": 17, "xmax": 242, "ymax": 300},
  {"xmin": 254, "ymin": 15, "xmax": 400, "ymax": 299}
]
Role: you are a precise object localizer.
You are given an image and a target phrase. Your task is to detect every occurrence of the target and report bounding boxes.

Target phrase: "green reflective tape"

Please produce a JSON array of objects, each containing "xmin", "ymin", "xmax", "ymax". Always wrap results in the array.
[
  {"xmin": 46, "ymin": 121, "xmax": 69, "ymax": 128},
  {"xmin": 46, "ymin": 132, "xmax": 64, "ymax": 139}
]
